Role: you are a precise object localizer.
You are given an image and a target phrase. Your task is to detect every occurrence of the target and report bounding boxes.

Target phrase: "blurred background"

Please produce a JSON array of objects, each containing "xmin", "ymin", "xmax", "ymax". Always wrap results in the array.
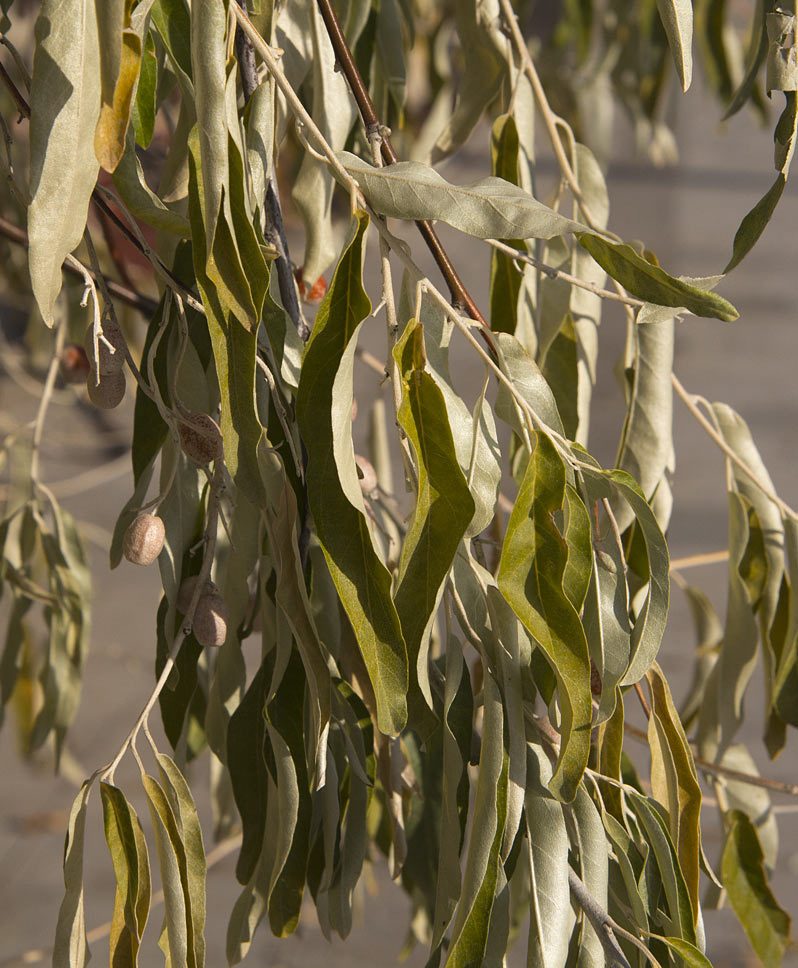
[{"xmin": 1, "ymin": 1, "xmax": 797, "ymax": 965}]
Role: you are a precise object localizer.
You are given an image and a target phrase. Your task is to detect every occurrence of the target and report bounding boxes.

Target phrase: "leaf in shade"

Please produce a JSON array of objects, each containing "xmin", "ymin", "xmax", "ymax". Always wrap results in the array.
[
  {"xmin": 489, "ymin": 115, "xmax": 525, "ymax": 335},
  {"xmin": 723, "ymin": 0, "xmax": 767, "ymax": 119},
  {"xmin": 645, "ymin": 663, "xmax": 702, "ymax": 925},
  {"xmin": 497, "ymin": 431, "xmax": 592, "ymax": 803},
  {"xmin": 142, "ymin": 768, "xmax": 206, "ymax": 968},
  {"xmin": 53, "ymin": 781, "xmax": 92, "ymax": 968},
  {"xmin": 445, "ymin": 673, "xmax": 508, "ymax": 967},
  {"xmin": 568, "ymin": 783, "xmax": 609, "ymax": 966},
  {"xmin": 577, "ymin": 235, "xmax": 738, "ymax": 320},
  {"xmin": 525, "ymin": 745, "xmax": 571, "ymax": 968},
  {"xmin": 28, "ymin": 0, "xmax": 101, "ymax": 325},
  {"xmin": 296, "ymin": 211, "xmax": 407, "ymax": 737},
  {"xmin": 628, "ymin": 792, "xmax": 697, "ymax": 944},
  {"xmin": 655, "ymin": 0, "xmax": 693, "ymax": 90},
  {"xmin": 773, "ymin": 517, "xmax": 798, "ymax": 724},
  {"xmin": 614, "ymin": 312, "xmax": 674, "ymax": 534},
  {"xmin": 100, "ymin": 781, "xmax": 151, "ymax": 966},
  {"xmin": 393, "ymin": 320, "xmax": 475, "ymax": 731},
  {"xmin": 131, "ymin": 27, "xmax": 157, "ymax": 147},
  {"xmin": 724, "ymin": 93, "xmax": 796, "ymax": 271},
  {"xmin": 339, "ymin": 152, "xmax": 586, "ymax": 240},
  {"xmin": 722, "ymin": 810, "xmax": 790, "ymax": 968},
  {"xmin": 94, "ymin": 0, "xmax": 149, "ymax": 172},
  {"xmin": 430, "ymin": 0, "xmax": 505, "ymax": 163},
  {"xmin": 113, "ymin": 133, "xmax": 191, "ymax": 235},
  {"xmin": 291, "ymin": 1, "xmax": 357, "ymax": 281}
]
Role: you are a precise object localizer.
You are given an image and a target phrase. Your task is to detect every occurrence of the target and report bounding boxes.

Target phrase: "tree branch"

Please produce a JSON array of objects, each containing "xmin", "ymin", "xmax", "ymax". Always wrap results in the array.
[
  {"xmin": 567, "ymin": 869, "xmax": 632, "ymax": 968},
  {"xmin": 314, "ymin": 0, "xmax": 486, "ymax": 323},
  {"xmin": 0, "ymin": 215, "xmax": 158, "ymax": 317}
]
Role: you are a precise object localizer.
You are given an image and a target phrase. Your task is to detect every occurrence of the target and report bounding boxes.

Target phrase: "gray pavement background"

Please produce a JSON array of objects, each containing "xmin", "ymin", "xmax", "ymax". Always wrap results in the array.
[{"xmin": 1, "ymin": 74, "xmax": 797, "ymax": 968}]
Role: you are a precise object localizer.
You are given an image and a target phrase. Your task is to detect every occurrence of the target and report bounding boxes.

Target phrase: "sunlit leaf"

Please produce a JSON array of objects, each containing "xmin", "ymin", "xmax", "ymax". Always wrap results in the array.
[
  {"xmin": 655, "ymin": 0, "xmax": 694, "ymax": 90},
  {"xmin": 53, "ymin": 782, "xmax": 92, "ymax": 968},
  {"xmin": 722, "ymin": 810, "xmax": 790, "ymax": 968},
  {"xmin": 296, "ymin": 211, "xmax": 408, "ymax": 736},
  {"xmin": 497, "ymin": 431, "xmax": 592, "ymax": 802},
  {"xmin": 340, "ymin": 152, "xmax": 587, "ymax": 240},
  {"xmin": 28, "ymin": 0, "xmax": 101, "ymax": 325},
  {"xmin": 577, "ymin": 234, "xmax": 738, "ymax": 321}
]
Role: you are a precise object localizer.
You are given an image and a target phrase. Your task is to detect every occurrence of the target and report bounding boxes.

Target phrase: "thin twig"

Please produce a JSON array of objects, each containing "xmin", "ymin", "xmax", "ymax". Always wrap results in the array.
[
  {"xmin": 486, "ymin": 237, "xmax": 643, "ymax": 307},
  {"xmin": 0, "ymin": 214, "xmax": 158, "ymax": 316},
  {"xmin": 634, "ymin": 682, "xmax": 651, "ymax": 719},
  {"xmin": 670, "ymin": 549, "xmax": 729, "ymax": 571},
  {"xmin": 30, "ymin": 317, "xmax": 67, "ymax": 483},
  {"xmin": 623, "ymin": 719, "xmax": 798, "ymax": 796},
  {"xmin": 567, "ymin": 869, "xmax": 632, "ymax": 968},
  {"xmin": 672, "ymin": 373, "xmax": 798, "ymax": 521},
  {"xmin": 101, "ymin": 463, "xmax": 226, "ymax": 782},
  {"xmin": 313, "ymin": 0, "xmax": 486, "ymax": 322}
]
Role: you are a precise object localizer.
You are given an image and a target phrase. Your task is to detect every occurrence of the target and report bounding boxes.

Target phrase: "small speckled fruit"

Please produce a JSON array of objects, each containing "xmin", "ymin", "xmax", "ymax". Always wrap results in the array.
[
  {"xmin": 178, "ymin": 412, "xmax": 223, "ymax": 464},
  {"xmin": 355, "ymin": 455, "xmax": 377, "ymax": 496},
  {"xmin": 84, "ymin": 321, "xmax": 126, "ymax": 376},
  {"xmin": 123, "ymin": 513, "xmax": 165, "ymax": 565},
  {"xmin": 176, "ymin": 575, "xmax": 214, "ymax": 614},
  {"xmin": 193, "ymin": 591, "xmax": 229, "ymax": 647},
  {"xmin": 87, "ymin": 370, "xmax": 126, "ymax": 409}
]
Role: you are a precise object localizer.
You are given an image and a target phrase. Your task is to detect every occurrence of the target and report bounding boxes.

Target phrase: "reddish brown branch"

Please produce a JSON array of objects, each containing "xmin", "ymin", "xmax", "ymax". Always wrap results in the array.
[{"xmin": 315, "ymin": 0, "xmax": 486, "ymax": 325}]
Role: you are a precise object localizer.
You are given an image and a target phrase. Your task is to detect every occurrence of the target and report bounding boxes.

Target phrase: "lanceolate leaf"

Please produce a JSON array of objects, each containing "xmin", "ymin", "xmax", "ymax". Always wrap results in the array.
[
  {"xmin": 53, "ymin": 782, "xmax": 92, "ymax": 968},
  {"xmin": 722, "ymin": 810, "xmax": 790, "ymax": 968},
  {"xmin": 488, "ymin": 114, "xmax": 524, "ymax": 335},
  {"xmin": 645, "ymin": 663, "xmax": 702, "ymax": 924},
  {"xmin": 100, "ymin": 782, "xmax": 151, "ymax": 966},
  {"xmin": 296, "ymin": 211, "xmax": 408, "ymax": 737},
  {"xmin": 497, "ymin": 431, "xmax": 592, "ymax": 803},
  {"xmin": 340, "ymin": 152, "xmax": 586, "ymax": 240},
  {"xmin": 525, "ymin": 746, "xmax": 571, "ymax": 968},
  {"xmin": 393, "ymin": 320, "xmax": 475, "ymax": 730},
  {"xmin": 445, "ymin": 673, "xmax": 508, "ymax": 966},
  {"xmin": 655, "ymin": 0, "xmax": 694, "ymax": 90},
  {"xmin": 143, "ymin": 770, "xmax": 206, "ymax": 968},
  {"xmin": 577, "ymin": 235, "xmax": 739, "ymax": 321},
  {"xmin": 28, "ymin": 0, "xmax": 101, "ymax": 325}
]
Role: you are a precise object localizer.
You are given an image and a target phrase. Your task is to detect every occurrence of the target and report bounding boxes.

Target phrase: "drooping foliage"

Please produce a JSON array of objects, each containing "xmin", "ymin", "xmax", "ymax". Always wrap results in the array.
[{"xmin": 0, "ymin": 1, "xmax": 797, "ymax": 966}]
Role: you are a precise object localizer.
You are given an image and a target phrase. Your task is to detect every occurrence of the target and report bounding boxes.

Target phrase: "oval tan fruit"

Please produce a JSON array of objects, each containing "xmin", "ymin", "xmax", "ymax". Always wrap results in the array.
[
  {"xmin": 178, "ymin": 412, "xmax": 223, "ymax": 465},
  {"xmin": 123, "ymin": 513, "xmax": 165, "ymax": 565},
  {"xmin": 193, "ymin": 591, "xmax": 229, "ymax": 647},
  {"xmin": 176, "ymin": 575, "xmax": 215, "ymax": 614},
  {"xmin": 84, "ymin": 321, "xmax": 126, "ymax": 376},
  {"xmin": 87, "ymin": 370, "xmax": 126, "ymax": 409}
]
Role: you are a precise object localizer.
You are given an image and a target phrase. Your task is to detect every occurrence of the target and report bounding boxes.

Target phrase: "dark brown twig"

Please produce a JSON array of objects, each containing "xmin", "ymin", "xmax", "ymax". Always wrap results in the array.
[
  {"xmin": 314, "ymin": 0, "xmax": 486, "ymax": 325},
  {"xmin": 234, "ymin": 0, "xmax": 308, "ymax": 341},
  {"xmin": 0, "ymin": 214, "xmax": 158, "ymax": 317}
]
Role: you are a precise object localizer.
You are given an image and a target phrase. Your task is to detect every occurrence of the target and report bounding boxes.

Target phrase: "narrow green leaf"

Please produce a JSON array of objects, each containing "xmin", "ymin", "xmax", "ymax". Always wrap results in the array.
[
  {"xmin": 53, "ymin": 781, "xmax": 92, "ymax": 968},
  {"xmin": 100, "ymin": 782, "xmax": 151, "ymax": 966},
  {"xmin": 723, "ymin": 0, "xmax": 767, "ymax": 119},
  {"xmin": 393, "ymin": 320, "xmax": 475, "ymax": 731},
  {"xmin": 654, "ymin": 935, "xmax": 713, "ymax": 968},
  {"xmin": 655, "ymin": 0, "xmax": 694, "ymax": 90},
  {"xmin": 340, "ymin": 152, "xmax": 587, "ymax": 241},
  {"xmin": 445, "ymin": 673, "xmax": 508, "ymax": 967},
  {"xmin": 577, "ymin": 235, "xmax": 738, "ymax": 321},
  {"xmin": 494, "ymin": 333, "xmax": 565, "ymax": 439},
  {"xmin": 143, "ymin": 770, "xmax": 205, "ymax": 968},
  {"xmin": 263, "ymin": 477, "xmax": 332, "ymax": 786},
  {"xmin": 497, "ymin": 431, "xmax": 592, "ymax": 802},
  {"xmin": 614, "ymin": 313, "xmax": 674, "ymax": 533},
  {"xmin": 131, "ymin": 28, "xmax": 157, "ymax": 147},
  {"xmin": 113, "ymin": 133, "xmax": 191, "ymax": 235},
  {"xmin": 488, "ymin": 114, "xmax": 524, "ymax": 334},
  {"xmin": 725, "ymin": 93, "xmax": 796, "ymax": 271},
  {"xmin": 722, "ymin": 810, "xmax": 790, "ymax": 968},
  {"xmin": 525, "ymin": 746, "xmax": 571, "ymax": 968},
  {"xmin": 28, "ymin": 0, "xmax": 101, "ymax": 325},
  {"xmin": 296, "ymin": 211, "xmax": 408, "ymax": 737},
  {"xmin": 645, "ymin": 663, "xmax": 702, "ymax": 925},
  {"xmin": 568, "ymin": 784, "xmax": 609, "ymax": 968},
  {"xmin": 629, "ymin": 792, "xmax": 696, "ymax": 944}
]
